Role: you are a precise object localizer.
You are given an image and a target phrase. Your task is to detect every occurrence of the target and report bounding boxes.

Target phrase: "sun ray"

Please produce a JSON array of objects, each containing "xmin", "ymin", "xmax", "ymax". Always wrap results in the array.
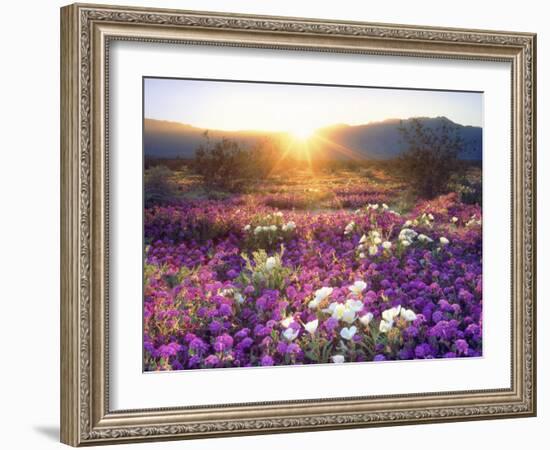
[
  {"xmin": 310, "ymin": 135, "xmax": 365, "ymax": 161},
  {"xmin": 303, "ymin": 139, "xmax": 313, "ymax": 174},
  {"xmin": 266, "ymin": 137, "xmax": 299, "ymax": 178},
  {"xmin": 265, "ymin": 129, "xmax": 366, "ymax": 178}
]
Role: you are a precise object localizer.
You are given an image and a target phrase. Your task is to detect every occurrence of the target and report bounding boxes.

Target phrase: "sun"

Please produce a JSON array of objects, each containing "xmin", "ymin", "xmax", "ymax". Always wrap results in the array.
[{"xmin": 288, "ymin": 124, "xmax": 317, "ymax": 141}]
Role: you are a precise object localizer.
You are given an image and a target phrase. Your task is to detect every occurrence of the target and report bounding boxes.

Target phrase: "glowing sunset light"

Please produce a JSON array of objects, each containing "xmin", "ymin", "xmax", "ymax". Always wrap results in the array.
[
  {"xmin": 288, "ymin": 124, "xmax": 318, "ymax": 141},
  {"xmin": 144, "ymin": 78, "xmax": 483, "ymax": 132}
]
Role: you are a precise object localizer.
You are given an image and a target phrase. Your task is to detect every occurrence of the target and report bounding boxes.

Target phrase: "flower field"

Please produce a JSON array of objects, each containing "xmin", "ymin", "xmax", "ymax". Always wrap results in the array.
[{"xmin": 144, "ymin": 169, "xmax": 482, "ymax": 371}]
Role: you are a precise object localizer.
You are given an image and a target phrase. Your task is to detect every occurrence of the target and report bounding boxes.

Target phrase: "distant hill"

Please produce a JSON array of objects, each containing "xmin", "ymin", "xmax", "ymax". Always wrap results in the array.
[{"xmin": 144, "ymin": 116, "xmax": 482, "ymax": 161}]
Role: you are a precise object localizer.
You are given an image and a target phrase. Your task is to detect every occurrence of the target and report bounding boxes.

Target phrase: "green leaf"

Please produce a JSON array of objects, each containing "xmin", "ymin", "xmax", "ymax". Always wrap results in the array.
[{"xmin": 305, "ymin": 351, "xmax": 317, "ymax": 361}]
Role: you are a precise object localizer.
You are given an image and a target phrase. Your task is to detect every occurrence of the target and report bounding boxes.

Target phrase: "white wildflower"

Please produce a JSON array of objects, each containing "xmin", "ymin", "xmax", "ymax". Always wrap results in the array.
[
  {"xmin": 382, "ymin": 241, "xmax": 392, "ymax": 250},
  {"xmin": 282, "ymin": 328, "xmax": 299, "ymax": 341},
  {"xmin": 400, "ymin": 308, "xmax": 417, "ymax": 322},
  {"xmin": 379, "ymin": 319, "xmax": 393, "ymax": 333},
  {"xmin": 344, "ymin": 221, "xmax": 355, "ymax": 235},
  {"xmin": 327, "ymin": 302, "xmax": 346, "ymax": 320},
  {"xmin": 348, "ymin": 280, "xmax": 367, "ymax": 297},
  {"xmin": 346, "ymin": 299, "xmax": 364, "ymax": 312},
  {"xmin": 382, "ymin": 306, "xmax": 402, "ymax": 323},
  {"xmin": 304, "ymin": 319, "xmax": 319, "ymax": 335},
  {"xmin": 399, "ymin": 228, "xmax": 418, "ymax": 243},
  {"xmin": 314, "ymin": 287, "xmax": 333, "ymax": 303},
  {"xmin": 281, "ymin": 316, "xmax": 295, "ymax": 328},
  {"xmin": 282, "ymin": 221, "xmax": 296, "ymax": 232},
  {"xmin": 418, "ymin": 234, "xmax": 433, "ymax": 243},
  {"xmin": 359, "ymin": 312, "xmax": 374, "ymax": 326},
  {"xmin": 265, "ymin": 256, "xmax": 277, "ymax": 271},
  {"xmin": 340, "ymin": 326, "xmax": 357, "ymax": 340},
  {"xmin": 309, "ymin": 287, "xmax": 333, "ymax": 309},
  {"xmin": 332, "ymin": 354, "xmax": 345, "ymax": 364},
  {"xmin": 341, "ymin": 309, "xmax": 356, "ymax": 324}
]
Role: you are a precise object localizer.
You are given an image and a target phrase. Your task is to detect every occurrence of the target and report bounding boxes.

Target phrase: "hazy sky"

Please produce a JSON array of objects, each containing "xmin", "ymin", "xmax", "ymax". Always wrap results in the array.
[{"xmin": 144, "ymin": 77, "xmax": 483, "ymax": 134}]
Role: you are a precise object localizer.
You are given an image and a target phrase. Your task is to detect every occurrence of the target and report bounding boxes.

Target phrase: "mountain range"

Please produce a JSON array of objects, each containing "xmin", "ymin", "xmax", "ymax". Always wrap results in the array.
[{"xmin": 144, "ymin": 116, "xmax": 482, "ymax": 161}]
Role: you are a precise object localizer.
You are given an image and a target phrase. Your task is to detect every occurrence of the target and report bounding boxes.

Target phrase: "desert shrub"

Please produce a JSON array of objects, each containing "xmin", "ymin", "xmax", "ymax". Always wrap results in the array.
[
  {"xmin": 398, "ymin": 118, "xmax": 466, "ymax": 199},
  {"xmin": 248, "ymin": 137, "xmax": 282, "ymax": 179},
  {"xmin": 144, "ymin": 165, "xmax": 178, "ymax": 207},
  {"xmin": 194, "ymin": 134, "xmax": 297, "ymax": 192},
  {"xmin": 194, "ymin": 133, "xmax": 254, "ymax": 192},
  {"xmin": 449, "ymin": 177, "xmax": 482, "ymax": 205}
]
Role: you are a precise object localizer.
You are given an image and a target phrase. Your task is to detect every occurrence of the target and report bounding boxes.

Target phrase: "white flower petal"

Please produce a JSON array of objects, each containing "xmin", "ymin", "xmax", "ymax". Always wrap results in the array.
[
  {"xmin": 265, "ymin": 256, "xmax": 278, "ymax": 271},
  {"xmin": 340, "ymin": 326, "xmax": 357, "ymax": 340},
  {"xmin": 379, "ymin": 319, "xmax": 393, "ymax": 333},
  {"xmin": 282, "ymin": 328, "xmax": 299, "ymax": 341},
  {"xmin": 304, "ymin": 319, "xmax": 319, "ymax": 334},
  {"xmin": 359, "ymin": 312, "xmax": 373, "ymax": 326}
]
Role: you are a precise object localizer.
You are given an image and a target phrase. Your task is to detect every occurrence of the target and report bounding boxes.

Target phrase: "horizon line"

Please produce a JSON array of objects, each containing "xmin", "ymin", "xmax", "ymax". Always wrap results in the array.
[{"xmin": 143, "ymin": 114, "xmax": 481, "ymax": 135}]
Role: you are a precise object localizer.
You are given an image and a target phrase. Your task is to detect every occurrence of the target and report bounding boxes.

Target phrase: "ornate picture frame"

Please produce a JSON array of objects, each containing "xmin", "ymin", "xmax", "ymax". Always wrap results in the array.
[{"xmin": 60, "ymin": 3, "xmax": 536, "ymax": 446}]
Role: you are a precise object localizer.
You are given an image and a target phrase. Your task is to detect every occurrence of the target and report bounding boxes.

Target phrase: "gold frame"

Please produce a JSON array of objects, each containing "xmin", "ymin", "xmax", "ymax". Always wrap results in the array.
[{"xmin": 60, "ymin": 3, "xmax": 537, "ymax": 446}]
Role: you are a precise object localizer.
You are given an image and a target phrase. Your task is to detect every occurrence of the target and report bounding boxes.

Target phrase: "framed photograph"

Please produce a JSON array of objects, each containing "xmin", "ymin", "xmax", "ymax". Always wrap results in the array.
[{"xmin": 60, "ymin": 3, "xmax": 536, "ymax": 446}]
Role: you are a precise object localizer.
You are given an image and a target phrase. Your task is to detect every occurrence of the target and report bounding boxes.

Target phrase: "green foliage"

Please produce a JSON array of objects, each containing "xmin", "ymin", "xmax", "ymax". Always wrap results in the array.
[
  {"xmin": 143, "ymin": 261, "xmax": 158, "ymax": 285},
  {"xmin": 143, "ymin": 262, "xmax": 198, "ymax": 289},
  {"xmin": 237, "ymin": 246, "xmax": 292, "ymax": 292},
  {"xmin": 164, "ymin": 265, "xmax": 199, "ymax": 288},
  {"xmin": 391, "ymin": 190, "xmax": 418, "ymax": 215},
  {"xmin": 398, "ymin": 118, "xmax": 466, "ymax": 199}
]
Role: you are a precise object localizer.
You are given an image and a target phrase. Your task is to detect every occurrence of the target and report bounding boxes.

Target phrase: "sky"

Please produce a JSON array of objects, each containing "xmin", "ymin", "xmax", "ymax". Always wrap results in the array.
[{"xmin": 144, "ymin": 77, "xmax": 483, "ymax": 135}]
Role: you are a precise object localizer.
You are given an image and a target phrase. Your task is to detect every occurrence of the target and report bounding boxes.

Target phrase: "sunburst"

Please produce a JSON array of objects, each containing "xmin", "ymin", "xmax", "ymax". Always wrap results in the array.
[{"xmin": 288, "ymin": 124, "xmax": 317, "ymax": 141}]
